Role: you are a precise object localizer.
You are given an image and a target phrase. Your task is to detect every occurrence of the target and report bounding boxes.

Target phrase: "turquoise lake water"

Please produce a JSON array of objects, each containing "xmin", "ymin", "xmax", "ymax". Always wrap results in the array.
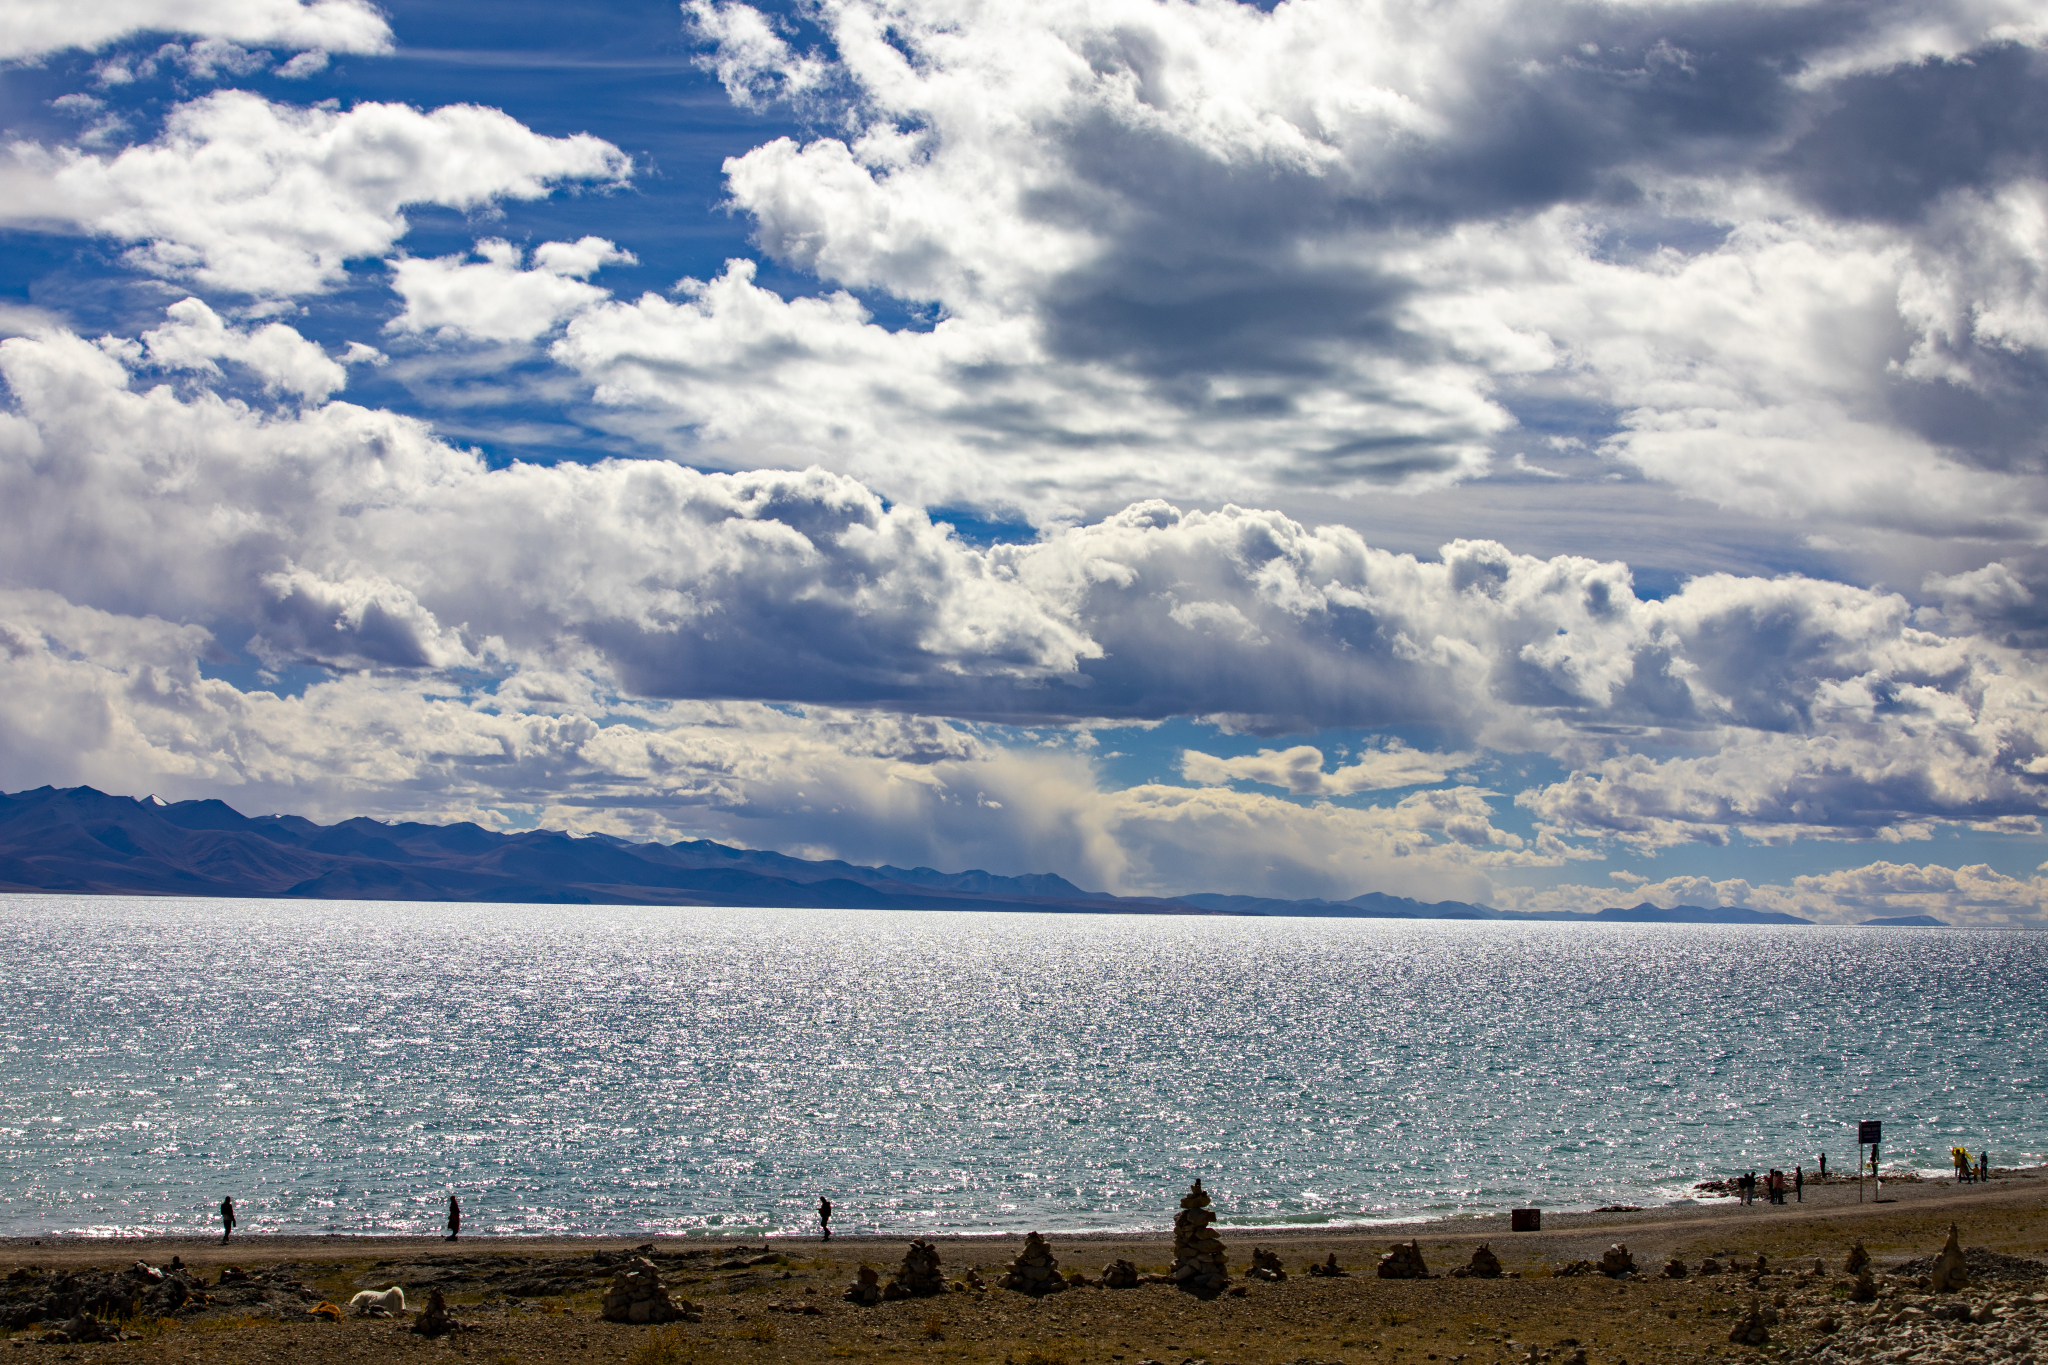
[{"xmin": 1, "ymin": 896, "xmax": 2041, "ymax": 1238}]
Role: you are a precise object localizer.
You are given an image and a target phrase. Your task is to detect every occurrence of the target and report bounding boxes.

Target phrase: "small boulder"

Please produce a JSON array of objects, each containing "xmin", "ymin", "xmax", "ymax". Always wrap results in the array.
[
  {"xmin": 1100, "ymin": 1259, "xmax": 1141, "ymax": 1289},
  {"xmin": 1700, "ymin": 1258, "xmax": 1723, "ymax": 1276},
  {"xmin": 1451, "ymin": 1245, "xmax": 1502, "ymax": 1279}
]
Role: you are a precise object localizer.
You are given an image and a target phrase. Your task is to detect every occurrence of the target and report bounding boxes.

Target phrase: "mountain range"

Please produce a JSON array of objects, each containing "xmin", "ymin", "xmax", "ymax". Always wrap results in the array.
[{"xmin": 0, "ymin": 785, "xmax": 1925, "ymax": 925}]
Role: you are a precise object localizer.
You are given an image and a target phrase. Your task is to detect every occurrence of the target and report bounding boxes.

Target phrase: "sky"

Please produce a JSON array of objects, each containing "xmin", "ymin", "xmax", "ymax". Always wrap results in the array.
[{"xmin": 3, "ymin": 0, "xmax": 2048, "ymax": 925}]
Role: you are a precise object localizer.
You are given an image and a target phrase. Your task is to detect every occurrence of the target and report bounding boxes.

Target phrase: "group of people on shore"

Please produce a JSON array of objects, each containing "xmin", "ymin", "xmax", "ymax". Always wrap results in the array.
[
  {"xmin": 1951, "ymin": 1147, "xmax": 1992, "ymax": 1183},
  {"xmin": 1735, "ymin": 1167, "xmax": 1803, "ymax": 1205}
]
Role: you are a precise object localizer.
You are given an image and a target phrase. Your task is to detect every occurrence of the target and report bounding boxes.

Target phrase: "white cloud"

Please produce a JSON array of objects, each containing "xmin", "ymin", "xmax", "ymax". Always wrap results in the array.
[
  {"xmin": 1495, "ymin": 861, "xmax": 2048, "ymax": 928},
  {"xmin": 387, "ymin": 238, "xmax": 636, "ymax": 344},
  {"xmin": 0, "ymin": 0, "xmax": 391, "ymax": 62},
  {"xmin": 140, "ymin": 295, "xmax": 347, "ymax": 401},
  {"xmin": 2, "ymin": 92, "xmax": 631, "ymax": 297},
  {"xmin": 1180, "ymin": 742, "xmax": 1471, "ymax": 795},
  {"xmin": 621, "ymin": 0, "xmax": 2048, "ymax": 538}
]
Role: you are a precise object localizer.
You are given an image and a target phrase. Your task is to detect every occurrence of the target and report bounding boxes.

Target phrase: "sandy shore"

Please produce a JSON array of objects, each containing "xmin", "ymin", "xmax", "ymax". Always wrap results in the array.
[{"xmin": 3, "ymin": 1170, "xmax": 2043, "ymax": 1364}]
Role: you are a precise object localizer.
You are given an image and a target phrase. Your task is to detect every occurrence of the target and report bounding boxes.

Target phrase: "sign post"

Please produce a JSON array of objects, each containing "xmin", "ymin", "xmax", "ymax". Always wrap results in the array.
[{"xmin": 1858, "ymin": 1121, "xmax": 1882, "ymax": 1204}]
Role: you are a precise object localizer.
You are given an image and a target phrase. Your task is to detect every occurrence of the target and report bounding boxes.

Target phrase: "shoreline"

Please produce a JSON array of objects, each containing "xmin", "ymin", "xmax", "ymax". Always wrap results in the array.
[{"xmin": 9, "ymin": 1165, "xmax": 2039, "ymax": 1260}]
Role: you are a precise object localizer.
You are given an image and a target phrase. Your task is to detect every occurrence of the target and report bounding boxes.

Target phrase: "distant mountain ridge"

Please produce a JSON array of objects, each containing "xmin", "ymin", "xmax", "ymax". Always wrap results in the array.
[{"xmin": 0, "ymin": 785, "xmax": 1845, "ymax": 925}]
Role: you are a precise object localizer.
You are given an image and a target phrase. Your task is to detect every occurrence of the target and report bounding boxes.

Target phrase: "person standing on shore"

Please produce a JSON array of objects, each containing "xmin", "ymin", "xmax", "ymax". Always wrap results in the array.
[
  {"xmin": 447, "ymin": 1195, "xmax": 461, "ymax": 1242},
  {"xmin": 818, "ymin": 1195, "xmax": 833, "ymax": 1241},
  {"xmin": 1795, "ymin": 1165, "xmax": 1803, "ymax": 1202},
  {"xmin": 219, "ymin": 1196, "xmax": 236, "ymax": 1245},
  {"xmin": 1819, "ymin": 1152, "xmax": 1827, "ymax": 1178}
]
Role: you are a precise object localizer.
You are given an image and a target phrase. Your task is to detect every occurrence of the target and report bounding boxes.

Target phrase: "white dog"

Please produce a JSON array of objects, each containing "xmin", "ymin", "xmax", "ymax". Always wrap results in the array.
[{"xmin": 348, "ymin": 1286, "xmax": 407, "ymax": 1317}]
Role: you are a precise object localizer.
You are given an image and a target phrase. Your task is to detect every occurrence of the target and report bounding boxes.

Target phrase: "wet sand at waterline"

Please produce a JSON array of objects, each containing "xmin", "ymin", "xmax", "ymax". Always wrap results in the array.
[{"xmin": 4, "ymin": 1171, "xmax": 2044, "ymax": 1365}]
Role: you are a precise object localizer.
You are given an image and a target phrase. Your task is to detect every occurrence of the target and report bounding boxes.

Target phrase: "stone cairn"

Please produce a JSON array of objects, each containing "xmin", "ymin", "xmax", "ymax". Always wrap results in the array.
[
  {"xmin": 956, "ymin": 1267, "xmax": 987, "ymax": 1293},
  {"xmin": 411, "ymin": 1290, "xmax": 463, "ymax": 1337},
  {"xmin": 1450, "ymin": 1245, "xmax": 1501, "ymax": 1279},
  {"xmin": 1377, "ymin": 1240, "xmax": 1430, "ymax": 1280},
  {"xmin": 601, "ymin": 1259, "xmax": 695, "ymax": 1325},
  {"xmin": 845, "ymin": 1267, "xmax": 883, "ymax": 1307},
  {"xmin": 1662, "ymin": 1257, "xmax": 1689, "ymax": 1279},
  {"xmin": 1727, "ymin": 1298, "xmax": 1773, "ymax": 1347},
  {"xmin": 1246, "ymin": 1248, "xmax": 1286, "ymax": 1282},
  {"xmin": 1306, "ymin": 1253, "xmax": 1347, "ymax": 1278},
  {"xmin": 1932, "ymin": 1224, "xmax": 1970, "ymax": 1293},
  {"xmin": 1099, "ymin": 1259, "xmax": 1141, "ymax": 1289},
  {"xmin": 1844, "ymin": 1242, "xmax": 1871, "ymax": 1275},
  {"xmin": 1699, "ymin": 1257, "xmax": 1723, "ymax": 1276},
  {"xmin": 998, "ymin": 1233, "xmax": 1068, "ymax": 1296},
  {"xmin": 883, "ymin": 1241, "xmax": 947, "ymax": 1300},
  {"xmin": 1598, "ymin": 1243, "xmax": 1636, "ymax": 1278},
  {"xmin": 1849, "ymin": 1265, "xmax": 1877, "ymax": 1302},
  {"xmin": 1170, "ymin": 1181, "xmax": 1230, "ymax": 1298}
]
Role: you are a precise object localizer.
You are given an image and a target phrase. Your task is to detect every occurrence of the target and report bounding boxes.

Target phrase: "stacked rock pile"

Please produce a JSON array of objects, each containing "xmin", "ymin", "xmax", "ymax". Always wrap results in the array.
[
  {"xmin": 1662, "ymin": 1258, "xmax": 1688, "ymax": 1279},
  {"xmin": 884, "ymin": 1241, "xmax": 947, "ymax": 1300},
  {"xmin": 998, "ymin": 1233, "xmax": 1068, "ymax": 1296},
  {"xmin": 1306, "ymin": 1254, "xmax": 1347, "ymax": 1278},
  {"xmin": 1170, "ymin": 1182, "xmax": 1230, "ymax": 1299},
  {"xmin": 1598, "ymin": 1244, "xmax": 1636, "ymax": 1278},
  {"xmin": 1246, "ymin": 1249, "xmax": 1286, "ymax": 1282},
  {"xmin": 411, "ymin": 1290, "xmax": 464, "ymax": 1337},
  {"xmin": 601, "ymin": 1260, "xmax": 696, "ymax": 1325},
  {"xmin": 1843, "ymin": 1242, "xmax": 1870, "ymax": 1275},
  {"xmin": 1377, "ymin": 1241, "xmax": 1430, "ymax": 1280},
  {"xmin": 1100, "ymin": 1260, "xmax": 1141, "ymax": 1289},
  {"xmin": 1700, "ymin": 1258, "xmax": 1724, "ymax": 1276},
  {"xmin": 1931, "ymin": 1225, "xmax": 1971, "ymax": 1293},
  {"xmin": 956, "ymin": 1267, "xmax": 987, "ymax": 1293},
  {"xmin": 845, "ymin": 1267, "xmax": 883, "ymax": 1306},
  {"xmin": 1850, "ymin": 1267, "xmax": 1877, "ymax": 1302},
  {"xmin": 1449, "ymin": 1245, "xmax": 1501, "ymax": 1279}
]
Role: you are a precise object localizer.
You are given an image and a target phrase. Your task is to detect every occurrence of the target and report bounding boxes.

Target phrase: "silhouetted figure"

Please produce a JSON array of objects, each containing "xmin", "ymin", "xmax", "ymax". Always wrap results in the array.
[
  {"xmin": 1795, "ymin": 1165, "xmax": 1803, "ymax": 1202},
  {"xmin": 1819, "ymin": 1152, "xmax": 1827, "ymax": 1178},
  {"xmin": 818, "ymin": 1195, "xmax": 833, "ymax": 1241},
  {"xmin": 220, "ymin": 1196, "xmax": 236, "ymax": 1245},
  {"xmin": 447, "ymin": 1195, "xmax": 461, "ymax": 1242}
]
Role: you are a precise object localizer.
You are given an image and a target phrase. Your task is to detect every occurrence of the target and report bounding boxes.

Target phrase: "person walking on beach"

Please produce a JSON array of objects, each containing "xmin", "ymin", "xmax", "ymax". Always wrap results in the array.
[
  {"xmin": 219, "ymin": 1196, "xmax": 236, "ymax": 1245},
  {"xmin": 1795, "ymin": 1165, "xmax": 1803, "ymax": 1203},
  {"xmin": 817, "ymin": 1195, "xmax": 833, "ymax": 1241},
  {"xmin": 447, "ymin": 1194, "xmax": 461, "ymax": 1242}
]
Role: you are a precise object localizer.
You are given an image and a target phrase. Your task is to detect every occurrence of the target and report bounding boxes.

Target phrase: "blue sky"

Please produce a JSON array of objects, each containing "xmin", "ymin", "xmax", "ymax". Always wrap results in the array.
[{"xmin": 4, "ymin": 0, "xmax": 2048, "ymax": 924}]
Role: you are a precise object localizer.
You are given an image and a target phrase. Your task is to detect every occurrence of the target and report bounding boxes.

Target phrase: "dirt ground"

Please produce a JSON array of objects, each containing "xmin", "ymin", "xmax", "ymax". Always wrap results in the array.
[{"xmin": 3, "ymin": 1170, "xmax": 2042, "ymax": 1365}]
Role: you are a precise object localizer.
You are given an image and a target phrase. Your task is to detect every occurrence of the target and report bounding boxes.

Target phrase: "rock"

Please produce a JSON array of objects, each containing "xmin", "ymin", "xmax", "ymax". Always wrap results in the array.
[
  {"xmin": 1377, "ymin": 1241, "xmax": 1430, "ymax": 1280},
  {"xmin": 1849, "ymin": 1268, "xmax": 1877, "ymax": 1303},
  {"xmin": 38, "ymin": 1315, "xmax": 127, "ymax": 1345},
  {"xmin": 1463, "ymin": 1245, "xmax": 1503, "ymax": 1279},
  {"xmin": 1663, "ymin": 1258, "xmax": 1688, "ymax": 1279},
  {"xmin": 1169, "ymin": 1180, "xmax": 1230, "ymax": 1299},
  {"xmin": 131, "ymin": 1262, "xmax": 163, "ymax": 1284},
  {"xmin": 1247, "ymin": 1248, "xmax": 1287, "ymax": 1282},
  {"xmin": 602, "ymin": 1258, "xmax": 692, "ymax": 1324},
  {"xmin": 1933, "ymin": 1224, "xmax": 1971, "ymax": 1293},
  {"xmin": 1810, "ymin": 1257, "xmax": 1825, "ymax": 1276},
  {"xmin": 1100, "ymin": 1259, "xmax": 1141, "ymax": 1289},
  {"xmin": 1306, "ymin": 1253, "xmax": 1348, "ymax": 1278},
  {"xmin": 845, "ymin": 1266, "xmax": 884, "ymax": 1307},
  {"xmin": 1728, "ymin": 1299, "xmax": 1772, "ymax": 1346},
  {"xmin": 412, "ymin": 1289, "xmax": 464, "ymax": 1337},
  {"xmin": 1599, "ymin": 1244, "xmax": 1636, "ymax": 1278},
  {"xmin": 884, "ymin": 1240, "xmax": 947, "ymax": 1300},
  {"xmin": 956, "ymin": 1267, "xmax": 986, "ymax": 1293},
  {"xmin": 998, "ymin": 1232, "xmax": 1068, "ymax": 1296}
]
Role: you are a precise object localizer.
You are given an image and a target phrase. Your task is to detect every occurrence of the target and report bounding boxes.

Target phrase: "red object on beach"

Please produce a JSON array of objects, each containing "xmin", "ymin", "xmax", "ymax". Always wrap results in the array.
[{"xmin": 1511, "ymin": 1209, "xmax": 1541, "ymax": 1232}]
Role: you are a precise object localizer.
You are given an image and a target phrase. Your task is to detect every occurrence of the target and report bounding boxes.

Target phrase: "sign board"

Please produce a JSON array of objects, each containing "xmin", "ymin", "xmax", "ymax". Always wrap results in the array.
[{"xmin": 1858, "ymin": 1120, "xmax": 1882, "ymax": 1144}]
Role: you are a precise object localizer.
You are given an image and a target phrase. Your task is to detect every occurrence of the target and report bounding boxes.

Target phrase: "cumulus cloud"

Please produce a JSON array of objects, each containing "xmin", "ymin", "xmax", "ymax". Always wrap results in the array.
[
  {"xmin": 0, "ymin": 0, "xmax": 390, "ymax": 62},
  {"xmin": 387, "ymin": 238, "xmax": 636, "ymax": 343},
  {"xmin": 1180, "ymin": 742, "xmax": 1472, "ymax": 795},
  {"xmin": 599, "ymin": 0, "xmax": 2048, "ymax": 537},
  {"xmin": 2, "ymin": 92, "xmax": 631, "ymax": 296},
  {"xmin": 8, "ymin": 311, "xmax": 2048, "ymax": 861}
]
